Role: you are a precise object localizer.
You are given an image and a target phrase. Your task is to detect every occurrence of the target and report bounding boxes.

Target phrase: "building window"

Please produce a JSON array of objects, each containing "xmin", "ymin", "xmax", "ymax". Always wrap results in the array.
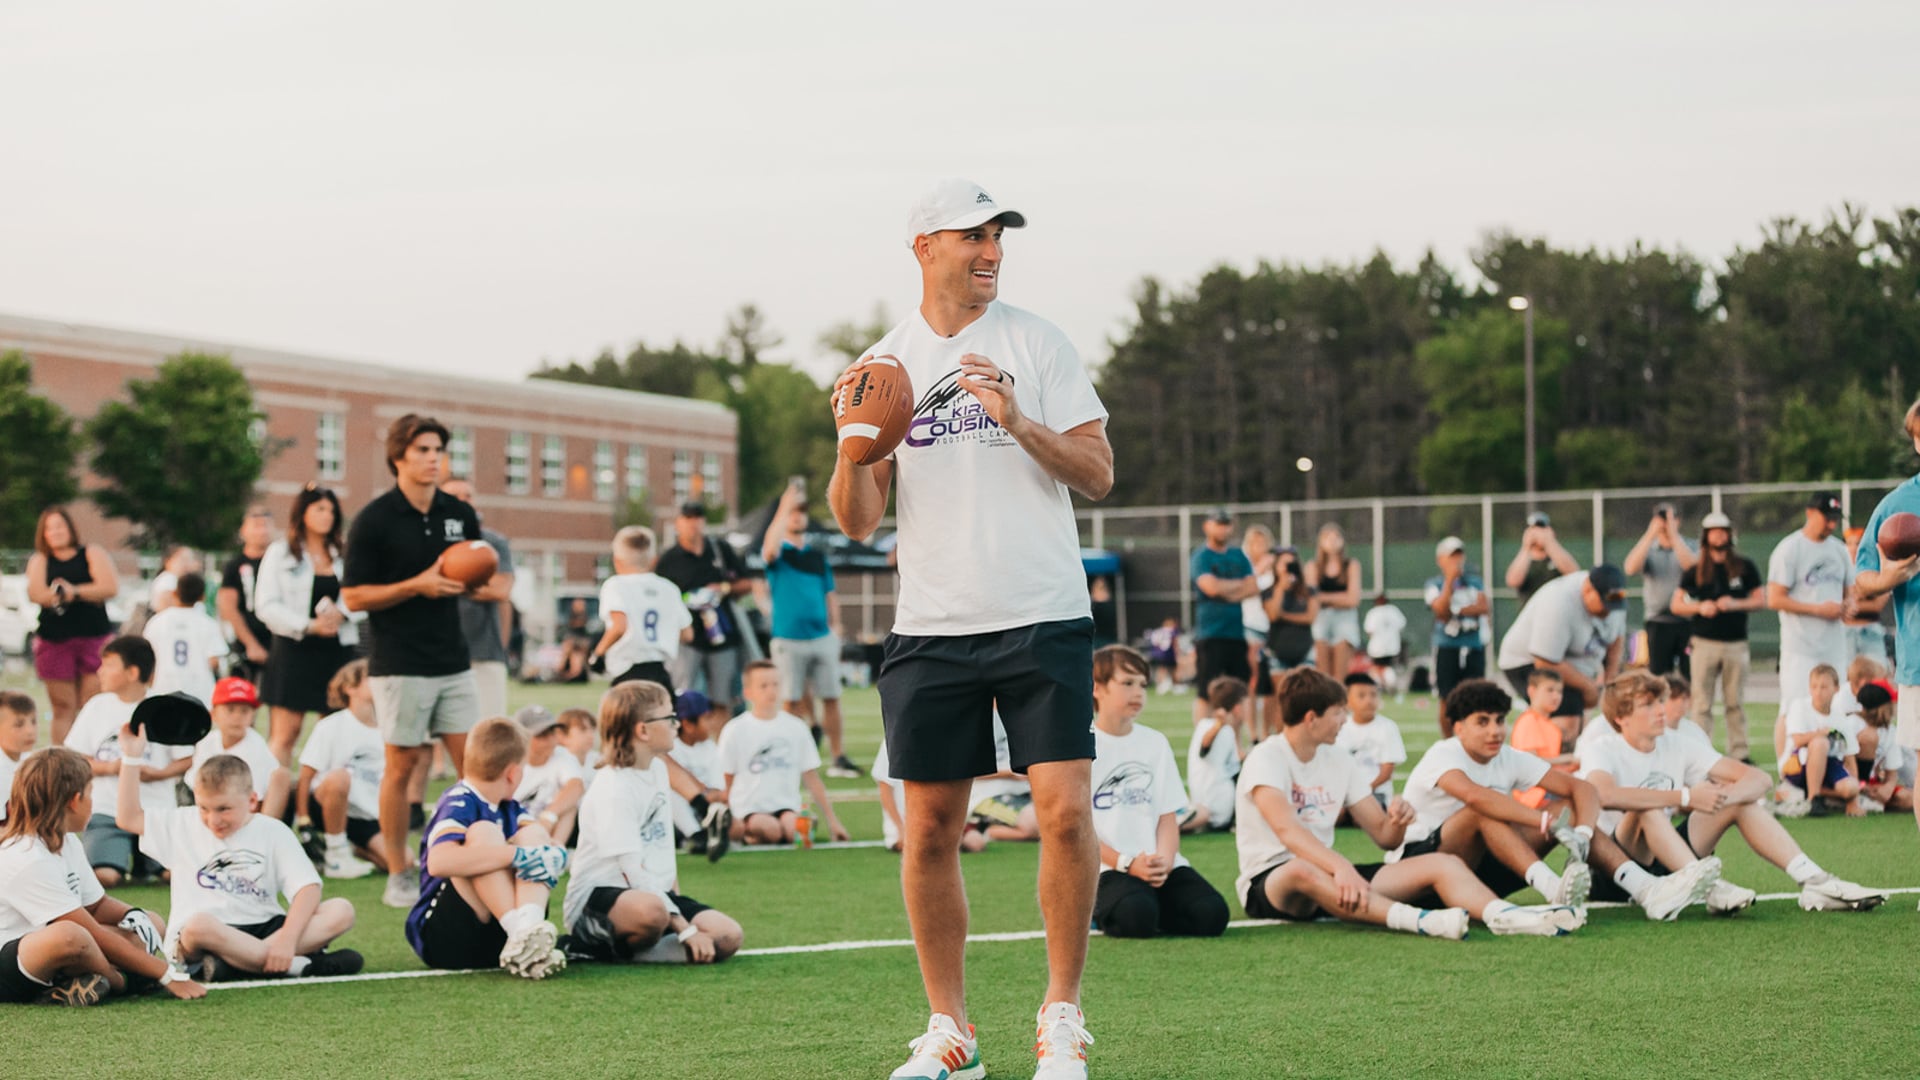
[
  {"xmin": 702, "ymin": 453, "xmax": 723, "ymax": 506},
  {"xmin": 449, "ymin": 426, "xmax": 474, "ymax": 481},
  {"xmin": 542, "ymin": 436, "xmax": 565, "ymax": 497},
  {"xmin": 317, "ymin": 412, "xmax": 345, "ymax": 480},
  {"xmin": 672, "ymin": 450, "xmax": 694, "ymax": 505},
  {"xmin": 506, "ymin": 432, "xmax": 530, "ymax": 495},
  {"xmin": 247, "ymin": 417, "xmax": 267, "ymax": 449},
  {"xmin": 625, "ymin": 445, "xmax": 649, "ymax": 506},
  {"xmin": 594, "ymin": 441, "xmax": 615, "ymax": 502},
  {"xmin": 595, "ymin": 554, "xmax": 613, "ymax": 582}
]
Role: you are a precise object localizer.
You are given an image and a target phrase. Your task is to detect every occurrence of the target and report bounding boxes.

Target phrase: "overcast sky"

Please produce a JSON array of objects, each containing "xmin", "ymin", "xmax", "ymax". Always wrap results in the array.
[{"xmin": 6, "ymin": 3, "xmax": 1915, "ymax": 385}]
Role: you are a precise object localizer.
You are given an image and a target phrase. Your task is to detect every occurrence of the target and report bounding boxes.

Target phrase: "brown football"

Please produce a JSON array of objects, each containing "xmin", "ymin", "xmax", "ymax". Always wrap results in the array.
[
  {"xmin": 833, "ymin": 354, "xmax": 915, "ymax": 467},
  {"xmin": 1877, "ymin": 511, "xmax": 1920, "ymax": 560},
  {"xmin": 440, "ymin": 540, "xmax": 498, "ymax": 587}
]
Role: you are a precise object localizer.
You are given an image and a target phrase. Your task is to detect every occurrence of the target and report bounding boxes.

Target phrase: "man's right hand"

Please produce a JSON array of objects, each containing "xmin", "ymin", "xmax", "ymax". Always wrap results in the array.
[{"xmin": 411, "ymin": 565, "xmax": 467, "ymax": 599}]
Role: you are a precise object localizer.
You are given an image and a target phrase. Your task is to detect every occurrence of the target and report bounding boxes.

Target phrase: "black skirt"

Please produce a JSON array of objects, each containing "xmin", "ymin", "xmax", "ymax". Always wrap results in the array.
[{"xmin": 260, "ymin": 634, "xmax": 354, "ymax": 714}]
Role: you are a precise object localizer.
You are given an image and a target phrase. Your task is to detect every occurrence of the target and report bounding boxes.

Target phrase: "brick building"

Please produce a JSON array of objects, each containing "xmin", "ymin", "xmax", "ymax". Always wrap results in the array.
[{"xmin": 1, "ymin": 312, "xmax": 738, "ymax": 643}]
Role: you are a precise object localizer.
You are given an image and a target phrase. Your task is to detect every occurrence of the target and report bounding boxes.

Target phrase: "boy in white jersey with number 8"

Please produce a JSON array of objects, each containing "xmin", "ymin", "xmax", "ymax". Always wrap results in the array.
[{"xmin": 591, "ymin": 526, "xmax": 694, "ymax": 695}]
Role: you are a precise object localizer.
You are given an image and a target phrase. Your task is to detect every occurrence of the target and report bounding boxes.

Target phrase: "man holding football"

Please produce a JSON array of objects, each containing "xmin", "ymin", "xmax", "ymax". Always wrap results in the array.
[{"xmin": 829, "ymin": 178, "xmax": 1112, "ymax": 1080}]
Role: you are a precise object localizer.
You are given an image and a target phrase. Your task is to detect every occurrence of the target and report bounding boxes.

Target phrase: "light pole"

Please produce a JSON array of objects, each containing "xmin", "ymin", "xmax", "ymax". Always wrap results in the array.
[
  {"xmin": 1296, "ymin": 456, "xmax": 1316, "ymax": 504},
  {"xmin": 1508, "ymin": 295, "xmax": 1536, "ymax": 504}
]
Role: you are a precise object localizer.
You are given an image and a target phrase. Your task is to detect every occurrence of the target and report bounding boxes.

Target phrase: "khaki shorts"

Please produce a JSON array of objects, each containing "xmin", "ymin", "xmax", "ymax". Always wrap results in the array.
[
  {"xmin": 1898, "ymin": 686, "xmax": 1920, "ymax": 750},
  {"xmin": 372, "ymin": 671, "xmax": 481, "ymax": 748},
  {"xmin": 772, "ymin": 635, "xmax": 840, "ymax": 702},
  {"xmin": 470, "ymin": 660, "xmax": 509, "ymax": 722}
]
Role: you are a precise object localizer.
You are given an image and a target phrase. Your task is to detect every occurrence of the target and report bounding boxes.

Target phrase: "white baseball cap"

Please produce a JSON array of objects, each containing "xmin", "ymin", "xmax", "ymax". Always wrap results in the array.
[
  {"xmin": 1436, "ymin": 536, "xmax": 1465, "ymax": 558},
  {"xmin": 1702, "ymin": 511, "xmax": 1733, "ymax": 530},
  {"xmin": 906, "ymin": 178, "xmax": 1027, "ymax": 249}
]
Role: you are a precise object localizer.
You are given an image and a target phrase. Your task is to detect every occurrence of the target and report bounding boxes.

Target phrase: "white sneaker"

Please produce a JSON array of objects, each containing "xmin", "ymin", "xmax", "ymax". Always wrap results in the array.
[
  {"xmin": 323, "ymin": 851, "xmax": 376, "ymax": 879},
  {"xmin": 889, "ymin": 1014, "xmax": 983, "ymax": 1080},
  {"xmin": 1639, "ymin": 856, "xmax": 1721, "ymax": 921},
  {"xmin": 1552, "ymin": 861, "xmax": 1592, "ymax": 909},
  {"xmin": 1705, "ymin": 879, "xmax": 1756, "ymax": 916},
  {"xmin": 1856, "ymin": 795, "xmax": 1887, "ymax": 814},
  {"xmin": 498, "ymin": 910, "xmax": 560, "ymax": 978},
  {"xmin": 1415, "ymin": 907, "xmax": 1470, "ymax": 941},
  {"xmin": 1773, "ymin": 790, "xmax": 1812, "ymax": 818},
  {"xmin": 1033, "ymin": 1002, "xmax": 1093, "ymax": 1080},
  {"xmin": 1485, "ymin": 904, "xmax": 1583, "ymax": 937},
  {"xmin": 1798, "ymin": 874, "xmax": 1888, "ymax": 912},
  {"xmin": 381, "ymin": 867, "xmax": 420, "ymax": 909}
]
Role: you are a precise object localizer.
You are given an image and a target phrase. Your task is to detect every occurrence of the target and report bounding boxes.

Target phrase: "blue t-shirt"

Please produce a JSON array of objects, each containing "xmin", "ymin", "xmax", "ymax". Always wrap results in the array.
[
  {"xmin": 765, "ymin": 542, "xmax": 836, "ymax": 641},
  {"xmin": 1424, "ymin": 571, "xmax": 1487, "ymax": 648},
  {"xmin": 405, "ymin": 781, "xmax": 532, "ymax": 959},
  {"xmin": 1855, "ymin": 475, "xmax": 1920, "ymax": 686},
  {"xmin": 1191, "ymin": 546, "xmax": 1254, "ymax": 641}
]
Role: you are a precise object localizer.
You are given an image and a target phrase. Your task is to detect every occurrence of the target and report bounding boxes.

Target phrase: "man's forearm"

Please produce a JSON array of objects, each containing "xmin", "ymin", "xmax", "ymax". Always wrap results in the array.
[
  {"xmin": 828, "ymin": 458, "xmax": 889, "ymax": 541},
  {"xmin": 341, "ymin": 581, "xmax": 417, "ymax": 614},
  {"xmin": 1004, "ymin": 418, "xmax": 1112, "ymax": 500}
]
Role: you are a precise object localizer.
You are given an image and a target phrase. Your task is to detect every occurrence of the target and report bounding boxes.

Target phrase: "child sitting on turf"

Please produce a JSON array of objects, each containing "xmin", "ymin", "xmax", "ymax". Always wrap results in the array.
[
  {"xmin": 558, "ymin": 708, "xmax": 600, "ymax": 776},
  {"xmin": 512, "ymin": 705, "xmax": 587, "ymax": 843},
  {"xmin": 0, "ymin": 749, "xmax": 207, "ymax": 1005},
  {"xmin": 141, "ymin": 572, "xmax": 226, "ymax": 706},
  {"xmin": 1579, "ymin": 671, "xmax": 1887, "ymax": 915},
  {"xmin": 1334, "ymin": 672, "xmax": 1405, "ymax": 811},
  {"xmin": 296, "ymin": 659, "xmax": 385, "ymax": 877},
  {"xmin": 969, "ymin": 713, "xmax": 1041, "ymax": 842},
  {"xmin": 875, "ymin": 740, "xmax": 990, "ymax": 854},
  {"xmin": 1853, "ymin": 682, "xmax": 1912, "ymax": 812},
  {"xmin": 1184, "ymin": 676, "xmax": 1246, "ymax": 833},
  {"xmin": 1509, "ymin": 669, "xmax": 1575, "ymax": 809},
  {"xmin": 563, "ymin": 681, "xmax": 743, "ymax": 964},
  {"xmin": 405, "ymin": 716, "xmax": 570, "ymax": 980},
  {"xmin": 0, "ymin": 692, "xmax": 38, "ymax": 821},
  {"xmin": 668, "ymin": 692, "xmax": 731, "ymax": 858},
  {"xmin": 718, "ymin": 661, "xmax": 847, "ymax": 845},
  {"xmin": 1089, "ymin": 645, "xmax": 1229, "ymax": 939},
  {"xmin": 1777, "ymin": 664, "xmax": 1864, "ymax": 817},
  {"xmin": 188, "ymin": 678, "xmax": 289, "ymax": 822},
  {"xmin": 1399, "ymin": 679, "xmax": 1715, "ymax": 921},
  {"xmin": 1145, "ymin": 617, "xmax": 1180, "ymax": 694},
  {"xmin": 63, "ymin": 637, "xmax": 192, "ymax": 888},
  {"xmin": 1235, "ymin": 668, "xmax": 1582, "ymax": 939},
  {"xmin": 115, "ymin": 732, "xmax": 362, "ymax": 981}
]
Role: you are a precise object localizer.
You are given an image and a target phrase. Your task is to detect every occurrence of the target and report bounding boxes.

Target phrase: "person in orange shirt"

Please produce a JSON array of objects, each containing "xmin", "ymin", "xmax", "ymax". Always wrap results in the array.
[{"xmin": 1512, "ymin": 670, "xmax": 1578, "ymax": 808}]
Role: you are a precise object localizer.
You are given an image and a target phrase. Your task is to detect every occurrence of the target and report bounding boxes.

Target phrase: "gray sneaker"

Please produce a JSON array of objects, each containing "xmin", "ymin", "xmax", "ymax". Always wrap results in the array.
[{"xmin": 382, "ymin": 867, "xmax": 421, "ymax": 909}]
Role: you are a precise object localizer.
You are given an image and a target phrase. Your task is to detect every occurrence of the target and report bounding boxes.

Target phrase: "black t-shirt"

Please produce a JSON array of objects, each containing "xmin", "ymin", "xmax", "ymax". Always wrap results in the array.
[
  {"xmin": 219, "ymin": 552, "xmax": 272, "ymax": 649},
  {"xmin": 655, "ymin": 536, "xmax": 746, "ymax": 652},
  {"xmin": 342, "ymin": 487, "xmax": 483, "ymax": 677},
  {"xmin": 1516, "ymin": 559, "xmax": 1560, "ymax": 609},
  {"xmin": 1679, "ymin": 556, "xmax": 1762, "ymax": 643}
]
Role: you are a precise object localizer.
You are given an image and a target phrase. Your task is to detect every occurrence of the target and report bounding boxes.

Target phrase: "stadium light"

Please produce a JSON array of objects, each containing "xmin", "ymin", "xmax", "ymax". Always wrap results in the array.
[
  {"xmin": 1509, "ymin": 294, "xmax": 1537, "ymax": 502},
  {"xmin": 1295, "ymin": 457, "xmax": 1313, "ymax": 473},
  {"xmin": 1507, "ymin": 295, "xmax": 1530, "ymax": 311}
]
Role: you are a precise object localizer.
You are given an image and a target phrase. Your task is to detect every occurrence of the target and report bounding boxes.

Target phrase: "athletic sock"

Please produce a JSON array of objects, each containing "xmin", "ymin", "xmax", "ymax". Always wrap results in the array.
[
  {"xmin": 1615, "ymin": 863, "xmax": 1657, "ymax": 901},
  {"xmin": 1524, "ymin": 861, "xmax": 1562, "ymax": 896},
  {"xmin": 285, "ymin": 955, "xmax": 311, "ymax": 976},
  {"xmin": 324, "ymin": 833, "xmax": 348, "ymax": 853},
  {"xmin": 499, "ymin": 904, "xmax": 541, "ymax": 940},
  {"xmin": 1785, "ymin": 854, "xmax": 1824, "ymax": 884},
  {"xmin": 1386, "ymin": 903, "xmax": 1422, "ymax": 934}
]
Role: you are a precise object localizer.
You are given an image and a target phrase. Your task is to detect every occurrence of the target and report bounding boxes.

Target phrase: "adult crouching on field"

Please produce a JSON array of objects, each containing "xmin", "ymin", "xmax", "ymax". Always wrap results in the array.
[
  {"xmin": 1496, "ymin": 564, "xmax": 1629, "ymax": 718},
  {"xmin": 340, "ymin": 415, "xmax": 483, "ymax": 910}
]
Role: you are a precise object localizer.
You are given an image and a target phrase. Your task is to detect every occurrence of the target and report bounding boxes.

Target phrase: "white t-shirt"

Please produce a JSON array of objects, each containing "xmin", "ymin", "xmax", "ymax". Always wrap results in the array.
[
  {"xmin": 1578, "ymin": 732, "xmax": 1723, "ymax": 834},
  {"xmin": 563, "ymin": 758, "xmax": 676, "ymax": 931},
  {"xmin": 1495, "ymin": 572, "xmax": 1626, "ymax": 680},
  {"xmin": 869, "ymin": 302, "xmax": 1109, "ymax": 636},
  {"xmin": 188, "ymin": 728, "xmax": 279, "ymax": 801},
  {"xmin": 1241, "ymin": 570, "xmax": 1276, "ymax": 636},
  {"xmin": 1186, "ymin": 718, "xmax": 1241, "ymax": 825},
  {"xmin": 1780, "ymin": 698, "xmax": 1861, "ymax": 768},
  {"xmin": 1363, "ymin": 605, "xmax": 1408, "ymax": 659},
  {"xmin": 141, "ymin": 807, "xmax": 318, "ymax": 947},
  {"xmin": 1090, "ymin": 725, "xmax": 1189, "ymax": 871},
  {"xmin": 149, "ymin": 571, "xmax": 179, "ymax": 609},
  {"xmin": 0, "ymin": 833, "xmax": 102, "ymax": 948},
  {"xmin": 968, "ymin": 713, "xmax": 1031, "ymax": 805},
  {"xmin": 297, "ymin": 710, "xmax": 385, "ymax": 820},
  {"xmin": 514, "ymin": 746, "xmax": 587, "ymax": 817},
  {"xmin": 1672, "ymin": 718, "xmax": 1714, "ymax": 752},
  {"xmin": 1335, "ymin": 716, "xmax": 1408, "ymax": 800},
  {"xmin": 0, "ymin": 751, "xmax": 25, "ymax": 823},
  {"xmin": 143, "ymin": 606, "xmax": 227, "ymax": 705},
  {"xmin": 1395, "ymin": 739, "xmax": 1550, "ymax": 855},
  {"xmin": 669, "ymin": 737, "xmax": 721, "ymax": 837},
  {"xmin": 873, "ymin": 739, "xmax": 905, "ymax": 850},
  {"xmin": 1767, "ymin": 531, "xmax": 1855, "ymax": 666},
  {"xmin": 599, "ymin": 573, "xmax": 694, "ymax": 670},
  {"xmin": 64, "ymin": 692, "xmax": 191, "ymax": 813},
  {"xmin": 1232, "ymin": 736, "xmax": 1374, "ymax": 903},
  {"xmin": 717, "ymin": 711, "xmax": 820, "ymax": 817},
  {"xmin": 1573, "ymin": 714, "xmax": 1618, "ymax": 766}
]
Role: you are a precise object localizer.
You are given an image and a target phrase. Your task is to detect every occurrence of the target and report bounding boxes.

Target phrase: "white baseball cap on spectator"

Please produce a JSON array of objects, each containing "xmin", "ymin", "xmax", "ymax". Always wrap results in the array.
[
  {"xmin": 1701, "ymin": 511, "xmax": 1733, "ymax": 530},
  {"xmin": 1436, "ymin": 536, "xmax": 1466, "ymax": 558},
  {"xmin": 906, "ymin": 178, "xmax": 1027, "ymax": 249}
]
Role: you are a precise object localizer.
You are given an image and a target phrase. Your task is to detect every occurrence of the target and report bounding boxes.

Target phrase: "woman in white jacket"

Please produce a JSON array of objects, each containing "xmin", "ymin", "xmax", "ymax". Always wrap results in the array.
[{"xmin": 255, "ymin": 485, "xmax": 360, "ymax": 765}]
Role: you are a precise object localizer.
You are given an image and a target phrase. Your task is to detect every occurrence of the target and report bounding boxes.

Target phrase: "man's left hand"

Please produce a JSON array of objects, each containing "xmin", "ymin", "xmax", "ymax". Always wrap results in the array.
[{"xmin": 957, "ymin": 354, "xmax": 1023, "ymax": 433}]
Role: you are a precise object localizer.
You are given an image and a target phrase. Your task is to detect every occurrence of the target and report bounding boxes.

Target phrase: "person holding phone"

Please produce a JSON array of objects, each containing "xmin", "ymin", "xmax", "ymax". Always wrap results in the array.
[
  {"xmin": 256, "ymin": 485, "xmax": 361, "ymax": 768},
  {"xmin": 1623, "ymin": 503, "xmax": 1698, "ymax": 676}
]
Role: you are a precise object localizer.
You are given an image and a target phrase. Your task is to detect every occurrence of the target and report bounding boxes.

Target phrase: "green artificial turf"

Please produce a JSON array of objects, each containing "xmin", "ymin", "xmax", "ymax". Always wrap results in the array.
[{"xmin": 6, "ymin": 681, "xmax": 1919, "ymax": 1078}]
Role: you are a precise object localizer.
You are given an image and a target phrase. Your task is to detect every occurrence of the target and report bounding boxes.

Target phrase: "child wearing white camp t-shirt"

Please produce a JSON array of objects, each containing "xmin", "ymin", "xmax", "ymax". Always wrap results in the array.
[
  {"xmin": 1335, "ymin": 674, "xmax": 1405, "ymax": 804},
  {"xmin": 718, "ymin": 663, "xmax": 846, "ymax": 845},
  {"xmin": 142, "ymin": 592, "xmax": 227, "ymax": 706},
  {"xmin": 1185, "ymin": 677, "xmax": 1247, "ymax": 832},
  {"xmin": 1087, "ymin": 647, "xmax": 1229, "ymax": 939},
  {"xmin": 0, "ymin": 692, "xmax": 37, "ymax": 822},
  {"xmin": 66, "ymin": 639, "xmax": 192, "ymax": 887},
  {"xmin": 187, "ymin": 679, "xmax": 288, "ymax": 820}
]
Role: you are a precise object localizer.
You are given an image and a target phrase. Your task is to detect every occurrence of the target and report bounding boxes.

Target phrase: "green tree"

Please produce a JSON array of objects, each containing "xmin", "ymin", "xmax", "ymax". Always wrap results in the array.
[
  {"xmin": 733, "ymin": 362, "xmax": 839, "ymax": 508},
  {"xmin": 87, "ymin": 353, "xmax": 266, "ymax": 550},
  {"xmin": 1414, "ymin": 308, "xmax": 1571, "ymax": 494},
  {"xmin": 0, "ymin": 351, "xmax": 82, "ymax": 548},
  {"xmin": 818, "ymin": 303, "xmax": 895, "ymax": 365}
]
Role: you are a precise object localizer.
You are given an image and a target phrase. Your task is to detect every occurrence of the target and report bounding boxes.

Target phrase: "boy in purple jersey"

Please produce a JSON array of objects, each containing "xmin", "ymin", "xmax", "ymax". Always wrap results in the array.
[{"xmin": 405, "ymin": 717, "xmax": 569, "ymax": 979}]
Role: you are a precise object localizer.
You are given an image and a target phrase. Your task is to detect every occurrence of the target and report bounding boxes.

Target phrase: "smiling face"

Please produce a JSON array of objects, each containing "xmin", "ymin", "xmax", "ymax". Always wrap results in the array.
[
  {"xmin": 920, "ymin": 221, "xmax": 1005, "ymax": 308},
  {"xmin": 195, "ymin": 779, "xmax": 254, "ymax": 840},
  {"xmin": 1453, "ymin": 710, "xmax": 1508, "ymax": 762}
]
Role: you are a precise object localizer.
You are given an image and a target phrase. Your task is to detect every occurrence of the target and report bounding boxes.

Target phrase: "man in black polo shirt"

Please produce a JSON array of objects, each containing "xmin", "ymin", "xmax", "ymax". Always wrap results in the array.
[
  {"xmin": 341, "ymin": 414, "xmax": 483, "ymax": 908},
  {"xmin": 656, "ymin": 501, "xmax": 752, "ymax": 723},
  {"xmin": 217, "ymin": 504, "xmax": 275, "ymax": 687}
]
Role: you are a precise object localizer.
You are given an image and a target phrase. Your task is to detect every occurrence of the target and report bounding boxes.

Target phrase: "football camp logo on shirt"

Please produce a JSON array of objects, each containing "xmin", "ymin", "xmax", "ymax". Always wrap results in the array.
[
  {"xmin": 197, "ymin": 849, "xmax": 273, "ymax": 903},
  {"xmin": 1092, "ymin": 761, "xmax": 1156, "ymax": 810},
  {"xmin": 905, "ymin": 370, "xmax": 1019, "ymax": 450},
  {"xmin": 638, "ymin": 792, "xmax": 671, "ymax": 847},
  {"xmin": 746, "ymin": 742, "xmax": 794, "ymax": 775},
  {"xmin": 1289, "ymin": 780, "xmax": 1342, "ymax": 823}
]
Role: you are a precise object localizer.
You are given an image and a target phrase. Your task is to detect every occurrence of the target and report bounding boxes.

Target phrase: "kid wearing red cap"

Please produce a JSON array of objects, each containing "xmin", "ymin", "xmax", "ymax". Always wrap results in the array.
[{"xmin": 188, "ymin": 679, "xmax": 289, "ymax": 821}]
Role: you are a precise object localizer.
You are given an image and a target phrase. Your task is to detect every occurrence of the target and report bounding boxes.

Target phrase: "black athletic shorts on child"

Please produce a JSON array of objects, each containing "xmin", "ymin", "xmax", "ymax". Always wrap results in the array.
[
  {"xmin": 610, "ymin": 661, "xmax": 677, "ymax": 699},
  {"xmin": 1242, "ymin": 861, "xmax": 1386, "ymax": 921},
  {"xmin": 413, "ymin": 885, "xmax": 507, "ymax": 970},
  {"xmin": 570, "ymin": 885, "xmax": 712, "ymax": 961},
  {"xmin": 0, "ymin": 939, "xmax": 46, "ymax": 1003},
  {"xmin": 877, "ymin": 617, "xmax": 1095, "ymax": 782}
]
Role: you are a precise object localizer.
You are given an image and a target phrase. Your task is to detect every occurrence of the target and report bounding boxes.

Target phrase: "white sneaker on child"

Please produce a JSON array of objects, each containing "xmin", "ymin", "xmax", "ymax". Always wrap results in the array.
[
  {"xmin": 498, "ymin": 906, "xmax": 561, "ymax": 978},
  {"xmin": 324, "ymin": 851, "xmax": 376, "ymax": 879},
  {"xmin": 1552, "ymin": 861, "xmax": 1591, "ymax": 909},
  {"xmin": 1639, "ymin": 856, "xmax": 1721, "ymax": 921},
  {"xmin": 1415, "ymin": 907, "xmax": 1471, "ymax": 940},
  {"xmin": 889, "ymin": 1014, "xmax": 984, "ymax": 1080},
  {"xmin": 1705, "ymin": 880, "xmax": 1756, "ymax": 916},
  {"xmin": 1033, "ymin": 1002, "xmax": 1093, "ymax": 1080},
  {"xmin": 1798, "ymin": 874, "xmax": 1887, "ymax": 912},
  {"xmin": 1485, "ymin": 904, "xmax": 1583, "ymax": 937}
]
